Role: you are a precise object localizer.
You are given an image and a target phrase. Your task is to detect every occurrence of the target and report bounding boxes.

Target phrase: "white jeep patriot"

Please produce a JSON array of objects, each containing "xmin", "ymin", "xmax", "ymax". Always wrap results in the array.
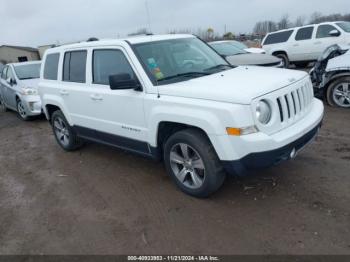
[{"xmin": 39, "ymin": 34, "xmax": 324, "ymax": 198}]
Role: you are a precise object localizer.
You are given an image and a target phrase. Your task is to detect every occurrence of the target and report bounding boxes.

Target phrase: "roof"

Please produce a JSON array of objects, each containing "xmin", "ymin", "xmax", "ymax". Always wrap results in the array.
[
  {"xmin": 46, "ymin": 34, "xmax": 195, "ymax": 53},
  {"xmin": 265, "ymin": 21, "xmax": 348, "ymax": 35},
  {"xmin": 7, "ymin": 61, "xmax": 41, "ymax": 67},
  {"xmin": 0, "ymin": 45, "xmax": 38, "ymax": 52}
]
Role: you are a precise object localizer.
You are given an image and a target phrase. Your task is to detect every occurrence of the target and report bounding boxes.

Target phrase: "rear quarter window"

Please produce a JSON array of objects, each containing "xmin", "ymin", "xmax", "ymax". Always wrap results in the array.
[
  {"xmin": 263, "ymin": 30, "xmax": 294, "ymax": 45},
  {"xmin": 44, "ymin": 53, "xmax": 60, "ymax": 80}
]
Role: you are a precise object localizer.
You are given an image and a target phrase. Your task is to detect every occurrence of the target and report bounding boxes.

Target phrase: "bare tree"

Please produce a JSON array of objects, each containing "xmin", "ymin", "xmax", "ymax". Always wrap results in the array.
[
  {"xmin": 295, "ymin": 16, "xmax": 306, "ymax": 27},
  {"xmin": 277, "ymin": 14, "xmax": 291, "ymax": 30},
  {"xmin": 253, "ymin": 20, "xmax": 277, "ymax": 35}
]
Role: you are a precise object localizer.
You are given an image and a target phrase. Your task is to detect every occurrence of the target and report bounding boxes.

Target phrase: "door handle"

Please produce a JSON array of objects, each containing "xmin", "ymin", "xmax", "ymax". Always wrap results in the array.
[
  {"xmin": 314, "ymin": 41, "xmax": 322, "ymax": 45},
  {"xmin": 90, "ymin": 94, "xmax": 103, "ymax": 101},
  {"xmin": 293, "ymin": 44, "xmax": 299, "ymax": 47},
  {"xmin": 60, "ymin": 90, "xmax": 69, "ymax": 96}
]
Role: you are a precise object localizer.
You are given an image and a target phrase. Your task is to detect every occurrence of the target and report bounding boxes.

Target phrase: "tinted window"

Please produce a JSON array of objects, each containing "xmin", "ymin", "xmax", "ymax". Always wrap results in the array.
[
  {"xmin": 295, "ymin": 27, "xmax": 314, "ymax": 41},
  {"xmin": 44, "ymin": 53, "xmax": 60, "ymax": 80},
  {"xmin": 63, "ymin": 51, "xmax": 87, "ymax": 83},
  {"xmin": 1, "ymin": 67, "xmax": 8, "ymax": 80},
  {"xmin": 263, "ymin": 30, "xmax": 294, "ymax": 45},
  {"xmin": 316, "ymin": 24, "xmax": 338, "ymax": 38},
  {"xmin": 336, "ymin": 22, "xmax": 350, "ymax": 33},
  {"xmin": 210, "ymin": 43, "xmax": 246, "ymax": 56},
  {"xmin": 93, "ymin": 50, "xmax": 136, "ymax": 85}
]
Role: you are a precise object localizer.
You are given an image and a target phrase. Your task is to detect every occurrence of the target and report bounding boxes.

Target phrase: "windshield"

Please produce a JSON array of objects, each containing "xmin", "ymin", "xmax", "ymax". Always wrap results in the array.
[
  {"xmin": 14, "ymin": 63, "xmax": 41, "ymax": 80},
  {"xmin": 210, "ymin": 42, "xmax": 247, "ymax": 56},
  {"xmin": 230, "ymin": 41, "xmax": 248, "ymax": 50},
  {"xmin": 133, "ymin": 37, "xmax": 231, "ymax": 85},
  {"xmin": 336, "ymin": 22, "xmax": 350, "ymax": 33}
]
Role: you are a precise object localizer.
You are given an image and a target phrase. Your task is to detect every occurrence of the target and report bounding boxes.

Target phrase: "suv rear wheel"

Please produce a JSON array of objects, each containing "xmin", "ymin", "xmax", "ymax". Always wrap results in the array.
[
  {"xmin": 51, "ymin": 110, "xmax": 84, "ymax": 151},
  {"xmin": 326, "ymin": 77, "xmax": 350, "ymax": 108},
  {"xmin": 163, "ymin": 129, "xmax": 226, "ymax": 198}
]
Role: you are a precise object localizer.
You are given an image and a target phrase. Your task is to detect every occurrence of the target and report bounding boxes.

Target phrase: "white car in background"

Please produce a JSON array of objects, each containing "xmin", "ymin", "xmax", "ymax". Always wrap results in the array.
[
  {"xmin": 0, "ymin": 61, "xmax": 42, "ymax": 120},
  {"xmin": 222, "ymin": 40, "xmax": 266, "ymax": 54},
  {"xmin": 262, "ymin": 21, "xmax": 350, "ymax": 68}
]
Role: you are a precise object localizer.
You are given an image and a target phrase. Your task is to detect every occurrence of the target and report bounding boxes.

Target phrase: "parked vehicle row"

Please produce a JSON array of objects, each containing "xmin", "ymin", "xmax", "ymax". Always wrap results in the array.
[
  {"xmin": 35, "ymin": 34, "xmax": 324, "ymax": 197},
  {"xmin": 0, "ymin": 61, "xmax": 42, "ymax": 120},
  {"xmin": 262, "ymin": 21, "xmax": 350, "ymax": 68}
]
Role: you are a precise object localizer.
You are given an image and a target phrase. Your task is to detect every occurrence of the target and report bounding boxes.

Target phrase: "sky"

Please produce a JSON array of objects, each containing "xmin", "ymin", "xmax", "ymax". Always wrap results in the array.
[{"xmin": 0, "ymin": 0, "xmax": 349, "ymax": 47}]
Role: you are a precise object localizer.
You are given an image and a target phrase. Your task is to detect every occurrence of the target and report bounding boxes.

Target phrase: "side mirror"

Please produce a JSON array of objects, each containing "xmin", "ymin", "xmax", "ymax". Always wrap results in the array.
[
  {"xmin": 6, "ymin": 77, "xmax": 16, "ymax": 86},
  {"xmin": 329, "ymin": 30, "xmax": 340, "ymax": 37},
  {"xmin": 109, "ymin": 73, "xmax": 141, "ymax": 91}
]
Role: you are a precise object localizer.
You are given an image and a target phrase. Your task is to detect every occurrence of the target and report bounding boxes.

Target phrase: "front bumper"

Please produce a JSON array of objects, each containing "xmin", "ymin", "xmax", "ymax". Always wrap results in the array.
[
  {"xmin": 21, "ymin": 95, "xmax": 42, "ymax": 116},
  {"xmin": 222, "ymin": 121, "xmax": 322, "ymax": 176}
]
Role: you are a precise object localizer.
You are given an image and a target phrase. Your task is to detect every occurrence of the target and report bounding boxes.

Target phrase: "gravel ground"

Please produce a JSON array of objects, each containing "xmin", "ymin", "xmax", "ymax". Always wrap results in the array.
[{"xmin": 0, "ymin": 104, "xmax": 349, "ymax": 255}]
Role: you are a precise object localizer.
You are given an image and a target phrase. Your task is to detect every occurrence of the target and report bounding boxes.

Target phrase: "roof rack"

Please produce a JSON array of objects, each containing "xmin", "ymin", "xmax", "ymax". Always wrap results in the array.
[{"xmin": 87, "ymin": 37, "xmax": 99, "ymax": 42}]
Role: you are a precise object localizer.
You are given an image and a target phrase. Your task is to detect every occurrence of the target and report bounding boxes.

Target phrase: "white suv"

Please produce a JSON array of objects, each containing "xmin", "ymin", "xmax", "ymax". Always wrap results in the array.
[
  {"xmin": 39, "ymin": 34, "xmax": 324, "ymax": 197},
  {"xmin": 262, "ymin": 21, "xmax": 350, "ymax": 68}
]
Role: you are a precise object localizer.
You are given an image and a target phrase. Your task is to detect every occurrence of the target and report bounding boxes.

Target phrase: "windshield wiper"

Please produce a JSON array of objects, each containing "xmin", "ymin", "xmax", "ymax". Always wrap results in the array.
[
  {"xmin": 204, "ymin": 64, "xmax": 233, "ymax": 72},
  {"xmin": 157, "ymin": 72, "xmax": 211, "ymax": 82}
]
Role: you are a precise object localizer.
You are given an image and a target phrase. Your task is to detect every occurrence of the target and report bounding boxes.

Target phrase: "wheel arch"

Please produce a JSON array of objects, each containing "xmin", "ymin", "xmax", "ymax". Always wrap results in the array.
[{"xmin": 42, "ymin": 96, "xmax": 72, "ymax": 125}]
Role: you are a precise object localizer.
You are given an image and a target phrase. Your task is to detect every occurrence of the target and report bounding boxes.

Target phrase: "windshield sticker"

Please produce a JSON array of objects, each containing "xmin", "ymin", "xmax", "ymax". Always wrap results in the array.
[{"xmin": 147, "ymin": 58, "xmax": 164, "ymax": 80}]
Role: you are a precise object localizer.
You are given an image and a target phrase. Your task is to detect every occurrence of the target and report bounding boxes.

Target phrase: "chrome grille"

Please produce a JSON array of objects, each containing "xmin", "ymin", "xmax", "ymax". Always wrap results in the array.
[{"xmin": 276, "ymin": 81, "xmax": 313, "ymax": 123}]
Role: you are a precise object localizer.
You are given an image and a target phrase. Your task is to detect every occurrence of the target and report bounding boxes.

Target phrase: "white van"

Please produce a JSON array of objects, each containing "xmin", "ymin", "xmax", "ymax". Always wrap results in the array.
[
  {"xmin": 262, "ymin": 21, "xmax": 350, "ymax": 68},
  {"xmin": 39, "ymin": 34, "xmax": 324, "ymax": 197}
]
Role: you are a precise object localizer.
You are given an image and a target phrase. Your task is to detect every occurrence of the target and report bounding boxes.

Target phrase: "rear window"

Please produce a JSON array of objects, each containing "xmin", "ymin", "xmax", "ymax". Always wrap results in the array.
[
  {"xmin": 63, "ymin": 51, "xmax": 87, "ymax": 83},
  {"xmin": 295, "ymin": 27, "xmax": 314, "ymax": 41},
  {"xmin": 44, "ymin": 53, "xmax": 60, "ymax": 80},
  {"xmin": 263, "ymin": 30, "xmax": 294, "ymax": 45}
]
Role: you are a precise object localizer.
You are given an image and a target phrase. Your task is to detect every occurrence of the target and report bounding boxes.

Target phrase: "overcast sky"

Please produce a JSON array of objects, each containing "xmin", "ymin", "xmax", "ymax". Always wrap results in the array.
[{"xmin": 0, "ymin": 0, "xmax": 348, "ymax": 47}]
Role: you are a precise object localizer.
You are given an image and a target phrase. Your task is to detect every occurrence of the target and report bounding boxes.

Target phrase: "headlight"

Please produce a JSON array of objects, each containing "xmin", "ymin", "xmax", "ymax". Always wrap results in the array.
[
  {"xmin": 256, "ymin": 100, "xmax": 272, "ymax": 125},
  {"xmin": 21, "ymin": 88, "xmax": 38, "ymax": 96}
]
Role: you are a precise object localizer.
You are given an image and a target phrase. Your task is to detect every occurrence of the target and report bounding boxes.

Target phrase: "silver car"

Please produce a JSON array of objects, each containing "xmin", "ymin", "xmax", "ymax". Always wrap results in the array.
[
  {"xmin": 209, "ymin": 41, "xmax": 283, "ymax": 68},
  {"xmin": 0, "ymin": 61, "xmax": 42, "ymax": 120}
]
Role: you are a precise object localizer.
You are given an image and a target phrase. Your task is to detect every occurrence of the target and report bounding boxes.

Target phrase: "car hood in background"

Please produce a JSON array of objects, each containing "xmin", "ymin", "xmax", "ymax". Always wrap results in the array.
[
  {"xmin": 226, "ymin": 53, "xmax": 281, "ymax": 67},
  {"xmin": 19, "ymin": 78, "xmax": 40, "ymax": 89},
  {"xmin": 244, "ymin": 47, "xmax": 266, "ymax": 54},
  {"xmin": 158, "ymin": 66, "xmax": 308, "ymax": 104}
]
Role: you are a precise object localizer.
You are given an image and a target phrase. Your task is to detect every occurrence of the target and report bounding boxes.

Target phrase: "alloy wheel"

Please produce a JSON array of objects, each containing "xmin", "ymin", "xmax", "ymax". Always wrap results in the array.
[
  {"xmin": 169, "ymin": 143, "xmax": 206, "ymax": 189},
  {"xmin": 53, "ymin": 117, "xmax": 70, "ymax": 147},
  {"xmin": 17, "ymin": 101, "xmax": 27, "ymax": 118},
  {"xmin": 333, "ymin": 82, "xmax": 350, "ymax": 108}
]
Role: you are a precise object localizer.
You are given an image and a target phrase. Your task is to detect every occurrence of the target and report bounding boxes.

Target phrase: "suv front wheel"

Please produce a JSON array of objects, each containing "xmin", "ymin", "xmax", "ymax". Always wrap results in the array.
[
  {"xmin": 51, "ymin": 110, "xmax": 84, "ymax": 151},
  {"xmin": 163, "ymin": 129, "xmax": 226, "ymax": 198}
]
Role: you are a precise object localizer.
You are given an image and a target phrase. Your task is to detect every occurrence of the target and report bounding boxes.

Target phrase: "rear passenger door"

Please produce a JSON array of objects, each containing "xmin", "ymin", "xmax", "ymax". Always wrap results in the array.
[{"xmin": 289, "ymin": 26, "xmax": 315, "ymax": 61}]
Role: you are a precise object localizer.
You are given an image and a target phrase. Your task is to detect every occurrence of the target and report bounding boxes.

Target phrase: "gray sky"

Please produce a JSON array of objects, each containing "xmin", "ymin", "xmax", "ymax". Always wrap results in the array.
[{"xmin": 0, "ymin": 0, "xmax": 348, "ymax": 47}]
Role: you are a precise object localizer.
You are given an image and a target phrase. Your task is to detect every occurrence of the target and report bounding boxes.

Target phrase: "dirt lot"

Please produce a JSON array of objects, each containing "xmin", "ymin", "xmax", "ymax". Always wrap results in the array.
[{"xmin": 0, "ymin": 105, "xmax": 349, "ymax": 255}]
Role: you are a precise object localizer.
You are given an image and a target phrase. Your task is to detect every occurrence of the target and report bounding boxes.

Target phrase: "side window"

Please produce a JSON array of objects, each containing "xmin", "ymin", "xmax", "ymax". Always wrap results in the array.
[
  {"xmin": 6, "ymin": 67, "xmax": 15, "ymax": 80},
  {"xmin": 316, "ymin": 24, "xmax": 338, "ymax": 38},
  {"xmin": 1, "ymin": 67, "xmax": 8, "ymax": 80},
  {"xmin": 295, "ymin": 27, "xmax": 314, "ymax": 41},
  {"xmin": 263, "ymin": 30, "xmax": 294, "ymax": 45},
  {"xmin": 44, "ymin": 53, "xmax": 60, "ymax": 80},
  {"xmin": 63, "ymin": 51, "xmax": 87, "ymax": 83},
  {"xmin": 93, "ymin": 49, "xmax": 136, "ymax": 85}
]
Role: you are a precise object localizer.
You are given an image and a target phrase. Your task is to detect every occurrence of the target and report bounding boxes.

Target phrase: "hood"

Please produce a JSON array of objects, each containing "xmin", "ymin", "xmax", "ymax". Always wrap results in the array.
[
  {"xmin": 19, "ymin": 78, "xmax": 40, "ymax": 89},
  {"xmin": 326, "ymin": 51, "xmax": 350, "ymax": 72},
  {"xmin": 158, "ymin": 66, "xmax": 308, "ymax": 104},
  {"xmin": 226, "ymin": 53, "xmax": 281, "ymax": 66},
  {"xmin": 245, "ymin": 47, "xmax": 266, "ymax": 54}
]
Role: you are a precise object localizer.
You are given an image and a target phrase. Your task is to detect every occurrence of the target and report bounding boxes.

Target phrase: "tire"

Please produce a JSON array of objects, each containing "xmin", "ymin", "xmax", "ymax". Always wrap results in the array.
[
  {"xmin": 0, "ymin": 94, "xmax": 8, "ymax": 113},
  {"xmin": 16, "ymin": 99, "xmax": 31, "ymax": 121},
  {"xmin": 275, "ymin": 53, "xmax": 289, "ymax": 68},
  {"xmin": 326, "ymin": 77, "xmax": 350, "ymax": 108},
  {"xmin": 51, "ymin": 110, "xmax": 84, "ymax": 151},
  {"xmin": 294, "ymin": 62, "xmax": 309, "ymax": 68},
  {"xmin": 163, "ymin": 128, "xmax": 226, "ymax": 198}
]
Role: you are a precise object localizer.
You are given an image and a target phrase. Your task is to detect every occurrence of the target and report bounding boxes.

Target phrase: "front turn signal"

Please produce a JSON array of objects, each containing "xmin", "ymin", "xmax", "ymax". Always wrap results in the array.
[{"xmin": 226, "ymin": 126, "xmax": 258, "ymax": 136}]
